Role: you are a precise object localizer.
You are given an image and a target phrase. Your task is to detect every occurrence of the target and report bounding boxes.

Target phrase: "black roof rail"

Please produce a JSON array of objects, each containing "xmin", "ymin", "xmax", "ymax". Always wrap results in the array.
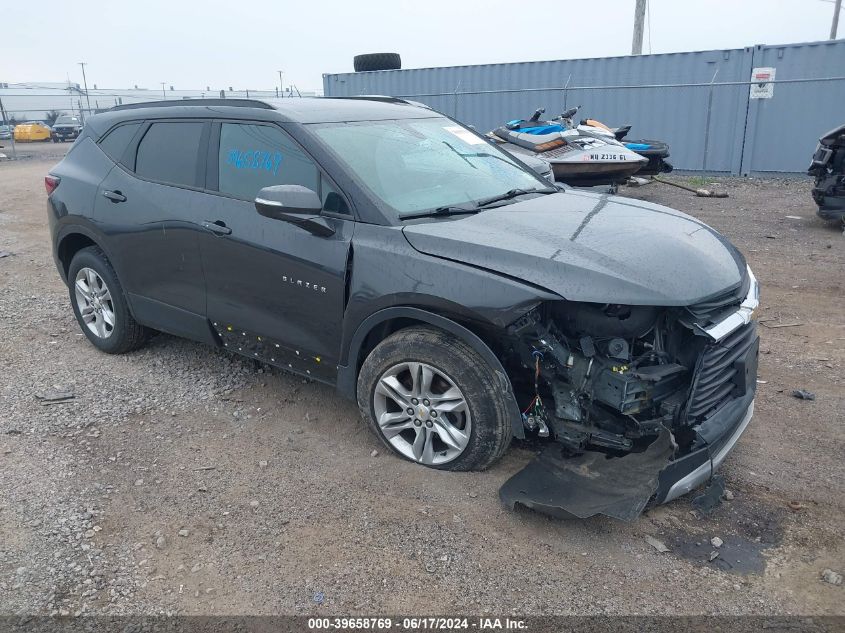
[
  {"xmin": 323, "ymin": 95, "xmax": 430, "ymax": 108},
  {"xmin": 109, "ymin": 98, "xmax": 273, "ymax": 112}
]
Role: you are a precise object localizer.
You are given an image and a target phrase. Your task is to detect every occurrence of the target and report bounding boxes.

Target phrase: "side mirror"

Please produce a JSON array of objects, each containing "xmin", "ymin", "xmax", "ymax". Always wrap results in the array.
[
  {"xmin": 255, "ymin": 184, "xmax": 322, "ymax": 220},
  {"xmin": 254, "ymin": 184, "xmax": 335, "ymax": 238}
]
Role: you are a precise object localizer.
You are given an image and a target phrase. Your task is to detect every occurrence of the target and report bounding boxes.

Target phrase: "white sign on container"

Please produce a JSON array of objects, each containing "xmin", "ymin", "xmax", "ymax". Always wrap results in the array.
[{"xmin": 750, "ymin": 67, "xmax": 776, "ymax": 99}]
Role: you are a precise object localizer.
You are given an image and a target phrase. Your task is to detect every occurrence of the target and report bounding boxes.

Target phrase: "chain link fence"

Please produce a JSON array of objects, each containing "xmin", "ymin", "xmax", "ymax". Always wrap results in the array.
[{"xmin": 0, "ymin": 87, "xmax": 294, "ymax": 127}]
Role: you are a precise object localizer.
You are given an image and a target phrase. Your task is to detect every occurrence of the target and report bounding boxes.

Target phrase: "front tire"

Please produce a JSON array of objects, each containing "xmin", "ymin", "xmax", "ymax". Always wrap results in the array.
[
  {"xmin": 68, "ymin": 246, "xmax": 150, "ymax": 354},
  {"xmin": 357, "ymin": 326, "xmax": 512, "ymax": 471}
]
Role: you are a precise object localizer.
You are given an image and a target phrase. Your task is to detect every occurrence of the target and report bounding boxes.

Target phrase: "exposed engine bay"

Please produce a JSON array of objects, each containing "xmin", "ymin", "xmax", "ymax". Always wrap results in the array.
[
  {"xmin": 506, "ymin": 302, "xmax": 705, "ymax": 454},
  {"xmin": 497, "ymin": 295, "xmax": 759, "ymax": 520}
]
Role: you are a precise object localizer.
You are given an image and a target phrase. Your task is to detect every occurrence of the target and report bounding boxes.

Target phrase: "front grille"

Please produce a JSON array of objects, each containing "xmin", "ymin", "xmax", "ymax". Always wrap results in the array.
[{"xmin": 686, "ymin": 322, "xmax": 758, "ymax": 422}]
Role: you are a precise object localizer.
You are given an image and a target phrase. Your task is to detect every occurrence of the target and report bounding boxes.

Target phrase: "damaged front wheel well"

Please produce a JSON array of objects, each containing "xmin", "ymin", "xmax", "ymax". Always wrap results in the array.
[{"xmin": 342, "ymin": 307, "xmax": 525, "ymax": 438}]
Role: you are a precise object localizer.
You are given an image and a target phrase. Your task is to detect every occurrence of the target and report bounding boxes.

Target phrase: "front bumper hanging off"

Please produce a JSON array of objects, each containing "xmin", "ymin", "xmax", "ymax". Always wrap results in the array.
[
  {"xmin": 657, "ymin": 398, "xmax": 754, "ymax": 504},
  {"xmin": 498, "ymin": 267, "xmax": 760, "ymax": 521},
  {"xmin": 499, "ymin": 394, "xmax": 755, "ymax": 521}
]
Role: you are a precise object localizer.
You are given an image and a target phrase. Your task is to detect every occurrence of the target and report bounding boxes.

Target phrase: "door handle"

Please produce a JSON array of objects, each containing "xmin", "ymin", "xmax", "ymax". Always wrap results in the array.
[
  {"xmin": 202, "ymin": 220, "xmax": 232, "ymax": 236},
  {"xmin": 102, "ymin": 190, "xmax": 127, "ymax": 203}
]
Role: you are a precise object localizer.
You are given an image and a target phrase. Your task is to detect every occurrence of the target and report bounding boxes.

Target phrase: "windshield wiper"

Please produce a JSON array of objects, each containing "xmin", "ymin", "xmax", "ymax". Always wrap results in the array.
[
  {"xmin": 398, "ymin": 205, "xmax": 481, "ymax": 221},
  {"xmin": 474, "ymin": 187, "xmax": 556, "ymax": 209}
]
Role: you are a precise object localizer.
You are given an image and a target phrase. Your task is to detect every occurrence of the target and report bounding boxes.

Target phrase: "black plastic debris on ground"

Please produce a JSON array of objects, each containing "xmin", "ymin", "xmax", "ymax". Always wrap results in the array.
[
  {"xmin": 691, "ymin": 474, "xmax": 725, "ymax": 514},
  {"xmin": 34, "ymin": 390, "xmax": 75, "ymax": 405},
  {"xmin": 792, "ymin": 389, "xmax": 816, "ymax": 400},
  {"xmin": 499, "ymin": 428, "xmax": 675, "ymax": 521}
]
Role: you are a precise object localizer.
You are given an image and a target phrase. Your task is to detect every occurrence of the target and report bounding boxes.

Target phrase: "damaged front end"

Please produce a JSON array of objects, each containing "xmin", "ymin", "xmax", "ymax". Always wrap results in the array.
[{"xmin": 498, "ymin": 268, "xmax": 760, "ymax": 521}]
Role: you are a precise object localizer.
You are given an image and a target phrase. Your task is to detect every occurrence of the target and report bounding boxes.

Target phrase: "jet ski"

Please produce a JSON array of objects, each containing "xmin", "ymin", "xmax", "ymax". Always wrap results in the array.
[
  {"xmin": 581, "ymin": 115, "xmax": 673, "ymax": 177},
  {"xmin": 488, "ymin": 108, "xmax": 648, "ymax": 187}
]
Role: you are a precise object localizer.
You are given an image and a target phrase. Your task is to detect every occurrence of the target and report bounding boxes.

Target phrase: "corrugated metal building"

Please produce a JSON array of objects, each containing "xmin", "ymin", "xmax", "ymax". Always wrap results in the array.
[{"xmin": 323, "ymin": 39, "xmax": 845, "ymax": 174}]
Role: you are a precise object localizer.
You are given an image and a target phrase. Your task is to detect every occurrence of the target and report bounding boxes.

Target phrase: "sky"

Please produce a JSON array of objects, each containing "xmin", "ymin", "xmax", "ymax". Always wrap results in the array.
[{"xmin": 2, "ymin": 0, "xmax": 840, "ymax": 92}]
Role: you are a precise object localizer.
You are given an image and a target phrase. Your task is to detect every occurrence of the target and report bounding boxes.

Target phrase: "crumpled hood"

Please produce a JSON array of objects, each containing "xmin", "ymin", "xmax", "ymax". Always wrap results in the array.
[{"xmin": 402, "ymin": 190, "xmax": 746, "ymax": 306}]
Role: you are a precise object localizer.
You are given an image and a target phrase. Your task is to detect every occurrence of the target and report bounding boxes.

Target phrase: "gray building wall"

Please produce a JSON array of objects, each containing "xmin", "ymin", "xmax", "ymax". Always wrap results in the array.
[{"xmin": 324, "ymin": 39, "xmax": 845, "ymax": 174}]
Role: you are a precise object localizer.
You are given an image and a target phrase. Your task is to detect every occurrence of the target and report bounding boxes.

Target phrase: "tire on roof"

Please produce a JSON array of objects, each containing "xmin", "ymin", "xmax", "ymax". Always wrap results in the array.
[{"xmin": 353, "ymin": 53, "xmax": 402, "ymax": 72}]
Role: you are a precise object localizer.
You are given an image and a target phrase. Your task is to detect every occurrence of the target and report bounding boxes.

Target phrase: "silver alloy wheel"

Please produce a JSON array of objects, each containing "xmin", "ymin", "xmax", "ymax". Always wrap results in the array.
[
  {"xmin": 74, "ymin": 267, "xmax": 115, "ymax": 339},
  {"xmin": 373, "ymin": 361, "xmax": 472, "ymax": 466}
]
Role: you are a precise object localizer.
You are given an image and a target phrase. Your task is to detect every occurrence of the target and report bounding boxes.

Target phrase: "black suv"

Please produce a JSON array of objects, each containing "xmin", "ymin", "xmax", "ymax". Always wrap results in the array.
[
  {"xmin": 47, "ymin": 98, "xmax": 759, "ymax": 519},
  {"xmin": 51, "ymin": 115, "xmax": 84, "ymax": 142}
]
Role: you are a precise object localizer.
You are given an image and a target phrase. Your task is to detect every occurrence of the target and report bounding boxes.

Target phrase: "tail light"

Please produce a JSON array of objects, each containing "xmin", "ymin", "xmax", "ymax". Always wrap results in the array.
[{"xmin": 45, "ymin": 175, "xmax": 61, "ymax": 196}]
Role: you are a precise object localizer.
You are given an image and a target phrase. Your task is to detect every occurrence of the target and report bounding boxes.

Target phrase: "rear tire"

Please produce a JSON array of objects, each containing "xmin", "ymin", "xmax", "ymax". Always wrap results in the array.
[
  {"xmin": 353, "ymin": 53, "xmax": 401, "ymax": 72},
  {"xmin": 68, "ymin": 246, "xmax": 150, "ymax": 354},
  {"xmin": 357, "ymin": 326, "xmax": 512, "ymax": 471}
]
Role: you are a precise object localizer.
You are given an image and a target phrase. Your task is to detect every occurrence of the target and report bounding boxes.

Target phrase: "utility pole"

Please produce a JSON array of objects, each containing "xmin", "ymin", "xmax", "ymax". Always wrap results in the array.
[
  {"xmin": 832, "ymin": 0, "xmax": 842, "ymax": 39},
  {"xmin": 278, "ymin": 70, "xmax": 284, "ymax": 95},
  {"xmin": 78, "ymin": 62, "xmax": 92, "ymax": 115},
  {"xmin": 632, "ymin": 0, "xmax": 646, "ymax": 55},
  {"xmin": 161, "ymin": 82, "xmax": 167, "ymax": 99}
]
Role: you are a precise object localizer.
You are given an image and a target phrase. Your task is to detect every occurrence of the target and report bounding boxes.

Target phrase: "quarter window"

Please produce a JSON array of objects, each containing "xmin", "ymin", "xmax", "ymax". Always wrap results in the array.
[
  {"xmin": 135, "ymin": 122, "xmax": 204, "ymax": 188},
  {"xmin": 321, "ymin": 181, "xmax": 350, "ymax": 215},
  {"xmin": 218, "ymin": 123, "xmax": 319, "ymax": 201},
  {"xmin": 98, "ymin": 122, "xmax": 141, "ymax": 163}
]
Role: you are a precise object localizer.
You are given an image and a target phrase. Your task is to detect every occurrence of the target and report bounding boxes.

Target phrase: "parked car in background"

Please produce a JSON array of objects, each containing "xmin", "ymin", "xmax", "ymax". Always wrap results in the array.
[
  {"xmin": 51, "ymin": 115, "xmax": 84, "ymax": 142},
  {"xmin": 0, "ymin": 125, "xmax": 11, "ymax": 140},
  {"xmin": 14, "ymin": 121, "xmax": 52, "ymax": 142}
]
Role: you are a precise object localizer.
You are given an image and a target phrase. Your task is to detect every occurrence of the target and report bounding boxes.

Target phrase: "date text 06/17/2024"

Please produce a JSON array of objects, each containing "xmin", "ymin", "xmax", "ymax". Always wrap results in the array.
[{"xmin": 307, "ymin": 617, "xmax": 528, "ymax": 630}]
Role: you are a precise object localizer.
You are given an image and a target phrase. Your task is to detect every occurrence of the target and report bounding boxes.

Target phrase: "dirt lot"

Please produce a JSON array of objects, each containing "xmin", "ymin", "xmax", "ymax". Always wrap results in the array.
[{"xmin": 1, "ymin": 143, "xmax": 843, "ymax": 617}]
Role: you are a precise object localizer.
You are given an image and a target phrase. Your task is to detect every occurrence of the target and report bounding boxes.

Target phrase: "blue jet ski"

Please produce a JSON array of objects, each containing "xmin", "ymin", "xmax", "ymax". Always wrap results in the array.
[{"xmin": 487, "ymin": 108, "xmax": 648, "ymax": 187}]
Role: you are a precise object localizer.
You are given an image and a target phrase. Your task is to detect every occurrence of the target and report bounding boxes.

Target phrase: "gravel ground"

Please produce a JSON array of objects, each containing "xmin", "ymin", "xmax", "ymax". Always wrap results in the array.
[{"xmin": 1, "ymin": 144, "xmax": 843, "ymax": 617}]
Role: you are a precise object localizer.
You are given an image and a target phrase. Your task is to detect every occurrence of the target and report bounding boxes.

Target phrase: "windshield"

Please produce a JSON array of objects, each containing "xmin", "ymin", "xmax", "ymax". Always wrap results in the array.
[
  {"xmin": 55, "ymin": 116, "xmax": 80, "ymax": 125},
  {"xmin": 312, "ymin": 117, "xmax": 549, "ymax": 217}
]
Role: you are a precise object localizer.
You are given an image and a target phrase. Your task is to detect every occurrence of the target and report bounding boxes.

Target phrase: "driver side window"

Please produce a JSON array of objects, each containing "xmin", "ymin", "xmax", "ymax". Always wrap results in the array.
[
  {"xmin": 217, "ymin": 122, "xmax": 350, "ymax": 215},
  {"xmin": 218, "ymin": 123, "xmax": 318, "ymax": 200}
]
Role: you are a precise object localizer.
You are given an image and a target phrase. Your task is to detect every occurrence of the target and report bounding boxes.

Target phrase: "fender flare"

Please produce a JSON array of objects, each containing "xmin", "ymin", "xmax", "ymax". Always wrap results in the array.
[
  {"xmin": 54, "ymin": 222, "xmax": 115, "ymax": 283},
  {"xmin": 336, "ymin": 306, "xmax": 525, "ymax": 439},
  {"xmin": 53, "ymin": 222, "xmax": 146, "ymax": 322}
]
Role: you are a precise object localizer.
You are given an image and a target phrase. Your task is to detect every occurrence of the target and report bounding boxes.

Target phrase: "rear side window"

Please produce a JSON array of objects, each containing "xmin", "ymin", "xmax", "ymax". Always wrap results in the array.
[
  {"xmin": 218, "ymin": 123, "xmax": 318, "ymax": 200},
  {"xmin": 135, "ymin": 122, "xmax": 204, "ymax": 187},
  {"xmin": 98, "ymin": 123, "xmax": 141, "ymax": 162}
]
